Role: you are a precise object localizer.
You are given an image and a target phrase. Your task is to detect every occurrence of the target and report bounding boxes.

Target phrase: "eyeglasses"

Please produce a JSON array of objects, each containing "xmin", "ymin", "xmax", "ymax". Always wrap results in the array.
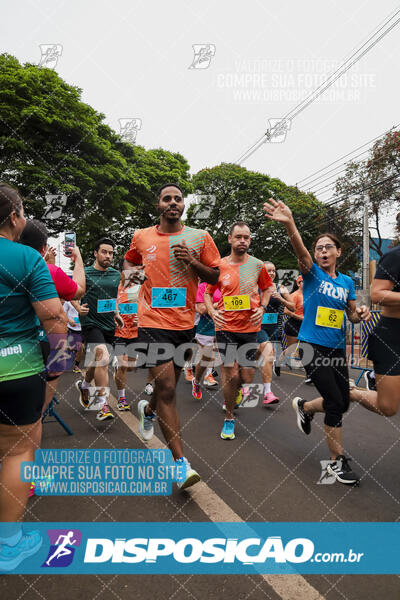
[{"xmin": 315, "ymin": 244, "xmax": 336, "ymax": 252}]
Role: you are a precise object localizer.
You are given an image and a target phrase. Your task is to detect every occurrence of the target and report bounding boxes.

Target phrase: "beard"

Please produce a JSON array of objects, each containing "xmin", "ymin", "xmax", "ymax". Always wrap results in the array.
[{"xmin": 159, "ymin": 206, "xmax": 184, "ymax": 221}]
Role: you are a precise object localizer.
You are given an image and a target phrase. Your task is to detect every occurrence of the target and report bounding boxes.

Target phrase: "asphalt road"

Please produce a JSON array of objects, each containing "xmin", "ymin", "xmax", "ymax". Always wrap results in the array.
[{"xmin": 2, "ymin": 364, "xmax": 399, "ymax": 600}]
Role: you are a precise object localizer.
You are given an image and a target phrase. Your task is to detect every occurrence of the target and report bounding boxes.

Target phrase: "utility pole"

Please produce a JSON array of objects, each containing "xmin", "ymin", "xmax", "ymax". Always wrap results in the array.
[{"xmin": 362, "ymin": 193, "xmax": 370, "ymax": 305}]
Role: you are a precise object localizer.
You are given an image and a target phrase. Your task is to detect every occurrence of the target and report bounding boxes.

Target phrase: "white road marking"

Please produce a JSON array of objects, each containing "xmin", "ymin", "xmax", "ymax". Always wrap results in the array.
[{"xmin": 109, "ymin": 396, "xmax": 325, "ymax": 600}]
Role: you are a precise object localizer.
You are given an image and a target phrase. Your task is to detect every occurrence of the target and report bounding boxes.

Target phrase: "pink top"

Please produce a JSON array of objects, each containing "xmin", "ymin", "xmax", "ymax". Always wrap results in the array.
[
  {"xmin": 196, "ymin": 281, "xmax": 221, "ymax": 303},
  {"xmin": 47, "ymin": 264, "xmax": 78, "ymax": 301}
]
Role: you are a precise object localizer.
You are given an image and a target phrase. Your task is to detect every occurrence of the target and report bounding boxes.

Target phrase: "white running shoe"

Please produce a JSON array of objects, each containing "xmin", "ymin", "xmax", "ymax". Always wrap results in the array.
[
  {"xmin": 138, "ymin": 399, "xmax": 155, "ymax": 441},
  {"xmin": 176, "ymin": 457, "xmax": 201, "ymax": 490}
]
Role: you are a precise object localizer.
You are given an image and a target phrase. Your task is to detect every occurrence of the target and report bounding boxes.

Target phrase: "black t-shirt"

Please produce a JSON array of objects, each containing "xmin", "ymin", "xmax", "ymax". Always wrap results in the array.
[{"xmin": 375, "ymin": 246, "xmax": 400, "ymax": 292}]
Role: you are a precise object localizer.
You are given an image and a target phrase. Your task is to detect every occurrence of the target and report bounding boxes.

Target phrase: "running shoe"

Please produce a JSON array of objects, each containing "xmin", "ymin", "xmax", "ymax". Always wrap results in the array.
[
  {"xmin": 304, "ymin": 377, "xmax": 313, "ymax": 385},
  {"xmin": 292, "ymin": 397, "xmax": 313, "ymax": 435},
  {"xmin": 364, "ymin": 370, "xmax": 376, "ymax": 391},
  {"xmin": 144, "ymin": 383, "xmax": 154, "ymax": 396},
  {"xmin": 75, "ymin": 380, "xmax": 92, "ymax": 409},
  {"xmin": 220, "ymin": 419, "xmax": 235, "ymax": 440},
  {"xmin": 96, "ymin": 404, "xmax": 114, "ymax": 421},
  {"xmin": 176, "ymin": 457, "xmax": 201, "ymax": 490},
  {"xmin": 192, "ymin": 379, "xmax": 202, "ymax": 400},
  {"xmin": 326, "ymin": 455, "xmax": 360, "ymax": 485},
  {"xmin": 138, "ymin": 399, "xmax": 155, "ymax": 441},
  {"xmin": 290, "ymin": 358, "xmax": 303, "ymax": 369},
  {"xmin": 272, "ymin": 360, "xmax": 280, "ymax": 377},
  {"xmin": 184, "ymin": 367, "xmax": 194, "ymax": 382},
  {"xmin": 72, "ymin": 364, "xmax": 82, "ymax": 374},
  {"xmin": 263, "ymin": 391, "xmax": 279, "ymax": 406},
  {"xmin": 28, "ymin": 482, "xmax": 35, "ymax": 498},
  {"xmin": 0, "ymin": 530, "xmax": 42, "ymax": 571},
  {"xmin": 222, "ymin": 389, "xmax": 243, "ymax": 411},
  {"xmin": 117, "ymin": 396, "xmax": 130, "ymax": 411},
  {"xmin": 203, "ymin": 373, "xmax": 218, "ymax": 387}
]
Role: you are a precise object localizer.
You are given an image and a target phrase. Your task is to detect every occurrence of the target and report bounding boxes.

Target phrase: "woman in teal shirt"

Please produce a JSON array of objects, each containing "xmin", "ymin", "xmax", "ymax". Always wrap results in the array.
[{"xmin": 0, "ymin": 184, "xmax": 66, "ymax": 571}]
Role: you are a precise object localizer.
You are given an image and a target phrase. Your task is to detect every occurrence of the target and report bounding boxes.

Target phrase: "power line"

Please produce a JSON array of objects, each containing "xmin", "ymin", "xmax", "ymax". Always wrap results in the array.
[
  {"xmin": 235, "ymin": 8, "xmax": 400, "ymax": 165},
  {"xmin": 322, "ymin": 173, "xmax": 400, "ymax": 207},
  {"xmin": 297, "ymin": 124, "xmax": 400, "ymax": 190}
]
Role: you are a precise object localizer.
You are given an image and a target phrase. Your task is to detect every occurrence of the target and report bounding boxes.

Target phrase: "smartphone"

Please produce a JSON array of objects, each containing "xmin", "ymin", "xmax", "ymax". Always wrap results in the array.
[{"xmin": 64, "ymin": 232, "xmax": 76, "ymax": 257}]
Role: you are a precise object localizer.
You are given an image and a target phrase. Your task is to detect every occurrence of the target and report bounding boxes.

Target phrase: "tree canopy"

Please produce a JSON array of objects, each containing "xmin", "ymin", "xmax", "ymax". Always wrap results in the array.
[
  {"xmin": 0, "ymin": 53, "xmax": 191, "ymax": 260},
  {"xmin": 334, "ymin": 128, "xmax": 400, "ymax": 258},
  {"xmin": 186, "ymin": 163, "xmax": 327, "ymax": 269}
]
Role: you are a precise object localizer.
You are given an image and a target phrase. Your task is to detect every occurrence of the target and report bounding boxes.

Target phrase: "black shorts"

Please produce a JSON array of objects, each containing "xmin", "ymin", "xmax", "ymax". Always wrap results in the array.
[
  {"xmin": 81, "ymin": 327, "xmax": 115, "ymax": 367},
  {"xmin": 81, "ymin": 327, "xmax": 115, "ymax": 346},
  {"xmin": 368, "ymin": 316, "xmax": 400, "ymax": 376},
  {"xmin": 262, "ymin": 324, "xmax": 280, "ymax": 342},
  {"xmin": 0, "ymin": 373, "xmax": 46, "ymax": 425},
  {"xmin": 284, "ymin": 317, "xmax": 301, "ymax": 338},
  {"xmin": 114, "ymin": 336, "xmax": 139, "ymax": 358},
  {"xmin": 215, "ymin": 330, "xmax": 258, "ymax": 366},
  {"xmin": 137, "ymin": 327, "xmax": 195, "ymax": 367}
]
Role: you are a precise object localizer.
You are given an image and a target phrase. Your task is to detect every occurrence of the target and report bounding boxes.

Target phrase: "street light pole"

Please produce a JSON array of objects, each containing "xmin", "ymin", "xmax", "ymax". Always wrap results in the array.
[{"xmin": 362, "ymin": 194, "xmax": 370, "ymax": 305}]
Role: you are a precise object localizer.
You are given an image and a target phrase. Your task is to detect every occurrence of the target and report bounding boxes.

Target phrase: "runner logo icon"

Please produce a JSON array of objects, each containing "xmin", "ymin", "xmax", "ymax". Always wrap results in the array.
[{"xmin": 42, "ymin": 529, "xmax": 82, "ymax": 567}]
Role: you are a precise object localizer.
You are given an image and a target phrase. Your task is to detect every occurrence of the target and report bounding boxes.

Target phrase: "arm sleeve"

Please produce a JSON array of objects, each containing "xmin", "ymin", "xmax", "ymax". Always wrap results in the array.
[
  {"xmin": 303, "ymin": 262, "xmax": 318, "ymax": 281},
  {"xmin": 54, "ymin": 267, "xmax": 78, "ymax": 301},
  {"xmin": 375, "ymin": 250, "xmax": 400, "ymax": 285},
  {"xmin": 124, "ymin": 231, "xmax": 143, "ymax": 265},
  {"xmin": 199, "ymin": 232, "xmax": 221, "ymax": 268},
  {"xmin": 27, "ymin": 255, "xmax": 58, "ymax": 302},
  {"xmin": 258, "ymin": 264, "xmax": 273, "ymax": 290},
  {"xmin": 205, "ymin": 283, "xmax": 218, "ymax": 295},
  {"xmin": 347, "ymin": 277, "xmax": 356, "ymax": 301}
]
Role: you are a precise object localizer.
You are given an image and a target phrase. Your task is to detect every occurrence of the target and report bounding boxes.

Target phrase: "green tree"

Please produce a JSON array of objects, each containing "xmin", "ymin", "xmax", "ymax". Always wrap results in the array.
[
  {"xmin": 334, "ymin": 128, "xmax": 400, "ymax": 259},
  {"xmin": 187, "ymin": 163, "xmax": 327, "ymax": 271},
  {"xmin": 0, "ymin": 53, "xmax": 191, "ymax": 261}
]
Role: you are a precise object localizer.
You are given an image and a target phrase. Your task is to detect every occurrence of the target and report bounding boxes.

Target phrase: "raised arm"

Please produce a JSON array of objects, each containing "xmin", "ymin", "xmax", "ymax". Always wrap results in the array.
[
  {"xmin": 70, "ymin": 247, "xmax": 86, "ymax": 299},
  {"xmin": 263, "ymin": 199, "xmax": 313, "ymax": 275}
]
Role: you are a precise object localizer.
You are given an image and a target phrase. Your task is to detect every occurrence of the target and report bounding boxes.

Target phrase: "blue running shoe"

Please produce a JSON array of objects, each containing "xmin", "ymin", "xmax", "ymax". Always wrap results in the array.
[
  {"xmin": 0, "ymin": 530, "xmax": 42, "ymax": 571},
  {"xmin": 220, "ymin": 419, "xmax": 235, "ymax": 440}
]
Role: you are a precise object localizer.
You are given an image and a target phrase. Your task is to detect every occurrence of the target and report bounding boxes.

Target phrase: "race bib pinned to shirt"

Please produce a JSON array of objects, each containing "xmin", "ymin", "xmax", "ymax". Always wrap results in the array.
[
  {"xmin": 223, "ymin": 294, "xmax": 250, "ymax": 311},
  {"xmin": 262, "ymin": 312, "xmax": 278, "ymax": 325},
  {"xmin": 119, "ymin": 303, "xmax": 137, "ymax": 315},
  {"xmin": 315, "ymin": 306, "xmax": 344, "ymax": 329},
  {"xmin": 151, "ymin": 288, "xmax": 187, "ymax": 308},
  {"xmin": 97, "ymin": 298, "xmax": 117, "ymax": 313}
]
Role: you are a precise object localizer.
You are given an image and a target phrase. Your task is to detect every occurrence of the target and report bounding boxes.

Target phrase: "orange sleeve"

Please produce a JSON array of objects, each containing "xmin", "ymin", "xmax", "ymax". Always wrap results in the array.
[
  {"xmin": 205, "ymin": 282, "xmax": 218, "ymax": 295},
  {"xmin": 291, "ymin": 291, "xmax": 303, "ymax": 316},
  {"xmin": 124, "ymin": 231, "xmax": 142, "ymax": 265},
  {"xmin": 258, "ymin": 264, "xmax": 273, "ymax": 290},
  {"xmin": 200, "ymin": 232, "xmax": 221, "ymax": 268}
]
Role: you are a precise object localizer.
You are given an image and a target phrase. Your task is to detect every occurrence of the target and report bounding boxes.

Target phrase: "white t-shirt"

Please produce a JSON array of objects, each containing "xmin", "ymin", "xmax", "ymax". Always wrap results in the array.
[{"xmin": 63, "ymin": 301, "xmax": 81, "ymax": 331}]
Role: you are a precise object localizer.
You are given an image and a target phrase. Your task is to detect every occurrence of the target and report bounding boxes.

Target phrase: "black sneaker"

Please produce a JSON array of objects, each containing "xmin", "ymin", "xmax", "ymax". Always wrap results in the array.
[
  {"xmin": 364, "ymin": 370, "xmax": 376, "ymax": 391},
  {"xmin": 292, "ymin": 397, "xmax": 313, "ymax": 435},
  {"xmin": 327, "ymin": 455, "xmax": 360, "ymax": 485},
  {"xmin": 304, "ymin": 377, "xmax": 313, "ymax": 385},
  {"xmin": 272, "ymin": 360, "xmax": 281, "ymax": 377}
]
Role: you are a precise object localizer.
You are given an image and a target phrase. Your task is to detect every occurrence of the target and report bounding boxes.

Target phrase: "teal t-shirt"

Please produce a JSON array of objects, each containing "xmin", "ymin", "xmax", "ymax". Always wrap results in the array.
[
  {"xmin": 80, "ymin": 266, "xmax": 121, "ymax": 331},
  {"xmin": 0, "ymin": 238, "xmax": 58, "ymax": 381}
]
